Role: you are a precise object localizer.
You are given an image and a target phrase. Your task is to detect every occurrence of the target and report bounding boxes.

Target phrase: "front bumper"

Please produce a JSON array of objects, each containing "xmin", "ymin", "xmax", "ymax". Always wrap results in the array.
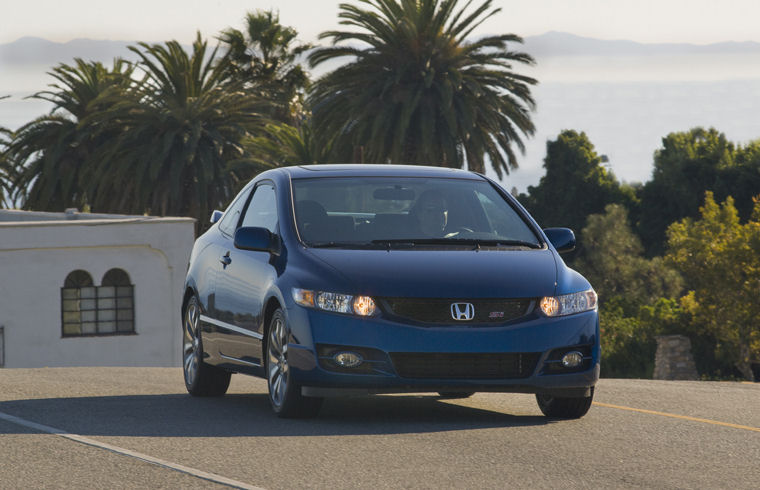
[{"xmin": 285, "ymin": 306, "xmax": 600, "ymax": 397}]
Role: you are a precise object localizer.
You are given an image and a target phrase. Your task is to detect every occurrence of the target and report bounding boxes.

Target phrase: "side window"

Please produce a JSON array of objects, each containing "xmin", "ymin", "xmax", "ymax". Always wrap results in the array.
[
  {"xmin": 241, "ymin": 184, "xmax": 278, "ymax": 233},
  {"xmin": 218, "ymin": 187, "xmax": 252, "ymax": 236}
]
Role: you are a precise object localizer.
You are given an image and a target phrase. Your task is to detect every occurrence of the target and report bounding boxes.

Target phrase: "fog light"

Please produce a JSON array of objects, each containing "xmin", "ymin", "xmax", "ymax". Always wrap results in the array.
[
  {"xmin": 333, "ymin": 351, "xmax": 364, "ymax": 368},
  {"xmin": 561, "ymin": 351, "xmax": 584, "ymax": 368}
]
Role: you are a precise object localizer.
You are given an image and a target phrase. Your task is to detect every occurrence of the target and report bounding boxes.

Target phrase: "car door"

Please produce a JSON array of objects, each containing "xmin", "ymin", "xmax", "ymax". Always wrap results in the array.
[
  {"xmin": 200, "ymin": 185, "xmax": 253, "ymax": 360},
  {"xmin": 213, "ymin": 182, "xmax": 279, "ymax": 369}
]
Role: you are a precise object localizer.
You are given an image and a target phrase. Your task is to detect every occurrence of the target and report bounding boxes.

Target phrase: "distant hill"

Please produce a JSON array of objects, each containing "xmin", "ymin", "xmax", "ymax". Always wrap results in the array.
[
  {"xmin": 0, "ymin": 37, "xmax": 138, "ymax": 66},
  {"xmin": 3, "ymin": 32, "xmax": 760, "ymax": 70},
  {"xmin": 522, "ymin": 31, "xmax": 760, "ymax": 57}
]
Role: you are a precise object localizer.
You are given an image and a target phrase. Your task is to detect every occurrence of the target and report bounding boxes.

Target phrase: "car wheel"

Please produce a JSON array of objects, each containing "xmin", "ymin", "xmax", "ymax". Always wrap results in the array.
[
  {"xmin": 183, "ymin": 295, "xmax": 231, "ymax": 396},
  {"xmin": 438, "ymin": 392, "xmax": 475, "ymax": 399},
  {"xmin": 267, "ymin": 309, "xmax": 323, "ymax": 418},
  {"xmin": 535, "ymin": 387, "xmax": 594, "ymax": 419}
]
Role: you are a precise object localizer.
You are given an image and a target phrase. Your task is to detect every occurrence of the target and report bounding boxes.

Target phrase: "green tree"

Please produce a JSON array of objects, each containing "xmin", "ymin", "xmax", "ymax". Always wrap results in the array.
[
  {"xmin": 8, "ymin": 59, "xmax": 133, "ymax": 211},
  {"xmin": 636, "ymin": 128, "xmax": 760, "ymax": 256},
  {"xmin": 219, "ymin": 9, "xmax": 312, "ymax": 123},
  {"xmin": 308, "ymin": 0, "xmax": 537, "ymax": 175},
  {"xmin": 521, "ymin": 130, "xmax": 636, "ymax": 260},
  {"xmin": 575, "ymin": 203, "xmax": 682, "ymax": 310},
  {"xmin": 666, "ymin": 192, "xmax": 760, "ymax": 381},
  {"xmin": 602, "ymin": 298, "xmax": 687, "ymax": 379},
  {"xmin": 244, "ymin": 120, "xmax": 331, "ymax": 168},
  {"xmin": 715, "ymin": 139, "xmax": 760, "ymax": 222},
  {"xmin": 598, "ymin": 300, "xmax": 652, "ymax": 378},
  {"xmin": 86, "ymin": 34, "xmax": 268, "ymax": 224},
  {"xmin": 575, "ymin": 204, "xmax": 684, "ymax": 378},
  {"xmin": 1, "ymin": 125, "xmax": 14, "ymax": 208}
]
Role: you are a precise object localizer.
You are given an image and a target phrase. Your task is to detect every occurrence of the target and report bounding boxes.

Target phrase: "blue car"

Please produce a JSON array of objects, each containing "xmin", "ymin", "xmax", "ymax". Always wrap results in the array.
[{"xmin": 182, "ymin": 165, "xmax": 599, "ymax": 418}]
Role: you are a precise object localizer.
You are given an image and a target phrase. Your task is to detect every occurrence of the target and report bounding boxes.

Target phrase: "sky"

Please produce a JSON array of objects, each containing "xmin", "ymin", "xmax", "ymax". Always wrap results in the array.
[{"xmin": 3, "ymin": 0, "xmax": 760, "ymax": 46}]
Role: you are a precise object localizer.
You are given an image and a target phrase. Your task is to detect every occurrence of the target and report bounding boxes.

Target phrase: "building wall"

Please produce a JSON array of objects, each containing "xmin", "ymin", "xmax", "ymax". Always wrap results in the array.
[{"xmin": 0, "ymin": 217, "xmax": 195, "ymax": 368}]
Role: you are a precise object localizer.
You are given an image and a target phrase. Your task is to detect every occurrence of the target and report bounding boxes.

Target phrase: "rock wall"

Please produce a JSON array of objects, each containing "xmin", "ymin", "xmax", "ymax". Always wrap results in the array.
[{"xmin": 654, "ymin": 335, "xmax": 698, "ymax": 380}]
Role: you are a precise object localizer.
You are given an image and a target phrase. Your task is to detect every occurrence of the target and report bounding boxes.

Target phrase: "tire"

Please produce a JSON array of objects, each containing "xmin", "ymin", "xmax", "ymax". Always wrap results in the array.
[
  {"xmin": 535, "ymin": 387, "xmax": 594, "ymax": 419},
  {"xmin": 438, "ymin": 392, "xmax": 475, "ymax": 399},
  {"xmin": 182, "ymin": 295, "xmax": 231, "ymax": 397},
  {"xmin": 266, "ymin": 309, "xmax": 323, "ymax": 418}
]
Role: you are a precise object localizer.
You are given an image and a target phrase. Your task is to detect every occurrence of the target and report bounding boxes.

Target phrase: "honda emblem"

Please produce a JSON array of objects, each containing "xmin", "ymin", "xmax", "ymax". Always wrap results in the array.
[{"xmin": 451, "ymin": 302, "xmax": 475, "ymax": 321}]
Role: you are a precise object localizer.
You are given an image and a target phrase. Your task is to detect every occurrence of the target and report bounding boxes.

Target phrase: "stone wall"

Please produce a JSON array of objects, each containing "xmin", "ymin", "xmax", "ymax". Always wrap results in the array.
[{"xmin": 654, "ymin": 335, "xmax": 698, "ymax": 380}]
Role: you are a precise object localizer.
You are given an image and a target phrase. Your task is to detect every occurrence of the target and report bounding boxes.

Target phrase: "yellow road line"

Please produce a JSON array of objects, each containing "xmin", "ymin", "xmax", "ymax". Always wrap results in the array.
[{"xmin": 593, "ymin": 402, "xmax": 760, "ymax": 433}]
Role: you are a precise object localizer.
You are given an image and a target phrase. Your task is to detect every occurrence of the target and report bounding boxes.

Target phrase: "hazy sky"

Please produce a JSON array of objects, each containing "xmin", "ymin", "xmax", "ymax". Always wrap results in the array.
[{"xmin": 3, "ymin": 0, "xmax": 760, "ymax": 46}]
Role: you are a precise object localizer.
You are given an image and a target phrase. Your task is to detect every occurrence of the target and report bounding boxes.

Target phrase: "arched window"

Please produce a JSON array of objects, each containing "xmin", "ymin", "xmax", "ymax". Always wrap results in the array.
[
  {"xmin": 61, "ymin": 270, "xmax": 96, "ymax": 336},
  {"xmin": 61, "ymin": 269, "xmax": 135, "ymax": 337},
  {"xmin": 102, "ymin": 268, "xmax": 130, "ymax": 286},
  {"xmin": 98, "ymin": 268, "xmax": 134, "ymax": 334}
]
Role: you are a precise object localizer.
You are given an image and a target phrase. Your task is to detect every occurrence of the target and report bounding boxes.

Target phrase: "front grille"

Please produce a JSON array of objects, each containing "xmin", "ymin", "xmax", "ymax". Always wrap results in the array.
[
  {"xmin": 390, "ymin": 352, "xmax": 540, "ymax": 379},
  {"xmin": 380, "ymin": 298, "xmax": 532, "ymax": 325}
]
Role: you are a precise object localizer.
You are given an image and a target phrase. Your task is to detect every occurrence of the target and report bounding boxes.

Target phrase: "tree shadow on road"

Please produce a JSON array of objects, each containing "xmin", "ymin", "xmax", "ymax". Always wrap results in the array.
[{"xmin": 0, "ymin": 392, "xmax": 555, "ymax": 438}]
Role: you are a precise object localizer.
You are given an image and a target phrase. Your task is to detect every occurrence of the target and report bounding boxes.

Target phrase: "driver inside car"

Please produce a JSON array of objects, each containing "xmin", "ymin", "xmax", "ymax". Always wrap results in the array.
[{"xmin": 412, "ymin": 190, "xmax": 451, "ymax": 237}]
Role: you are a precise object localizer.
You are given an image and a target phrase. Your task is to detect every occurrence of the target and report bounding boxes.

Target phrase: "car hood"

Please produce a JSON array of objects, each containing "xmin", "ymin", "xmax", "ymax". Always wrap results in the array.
[{"xmin": 303, "ymin": 248, "xmax": 558, "ymax": 299}]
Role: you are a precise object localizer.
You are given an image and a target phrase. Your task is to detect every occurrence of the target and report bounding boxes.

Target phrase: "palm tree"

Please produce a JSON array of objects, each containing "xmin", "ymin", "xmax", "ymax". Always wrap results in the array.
[
  {"xmin": 219, "ymin": 10, "xmax": 312, "ymax": 123},
  {"xmin": 243, "ymin": 120, "xmax": 332, "ymax": 168},
  {"xmin": 1, "ymin": 124, "xmax": 14, "ymax": 208},
  {"xmin": 308, "ymin": 0, "xmax": 537, "ymax": 176},
  {"xmin": 86, "ymin": 33, "xmax": 268, "ymax": 224},
  {"xmin": 8, "ymin": 59, "xmax": 133, "ymax": 211}
]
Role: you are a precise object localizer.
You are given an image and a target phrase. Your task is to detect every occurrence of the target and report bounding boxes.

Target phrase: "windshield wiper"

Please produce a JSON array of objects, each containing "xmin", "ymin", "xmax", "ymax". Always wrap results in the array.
[
  {"xmin": 370, "ymin": 238, "xmax": 541, "ymax": 249},
  {"xmin": 470, "ymin": 239, "xmax": 542, "ymax": 249},
  {"xmin": 307, "ymin": 241, "xmax": 384, "ymax": 249}
]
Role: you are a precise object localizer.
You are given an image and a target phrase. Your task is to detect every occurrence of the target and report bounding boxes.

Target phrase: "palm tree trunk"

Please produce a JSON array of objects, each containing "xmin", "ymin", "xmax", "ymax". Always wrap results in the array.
[{"xmin": 352, "ymin": 145, "xmax": 365, "ymax": 164}]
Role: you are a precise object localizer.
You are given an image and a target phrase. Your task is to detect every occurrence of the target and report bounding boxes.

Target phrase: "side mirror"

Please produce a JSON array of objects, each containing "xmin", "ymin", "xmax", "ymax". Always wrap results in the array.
[
  {"xmin": 543, "ymin": 228, "xmax": 575, "ymax": 253},
  {"xmin": 210, "ymin": 210, "xmax": 223, "ymax": 224},
  {"xmin": 234, "ymin": 226, "xmax": 280, "ymax": 255}
]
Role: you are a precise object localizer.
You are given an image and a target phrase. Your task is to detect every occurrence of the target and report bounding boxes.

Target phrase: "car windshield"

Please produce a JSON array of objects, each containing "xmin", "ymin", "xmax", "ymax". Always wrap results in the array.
[{"xmin": 291, "ymin": 177, "xmax": 541, "ymax": 248}]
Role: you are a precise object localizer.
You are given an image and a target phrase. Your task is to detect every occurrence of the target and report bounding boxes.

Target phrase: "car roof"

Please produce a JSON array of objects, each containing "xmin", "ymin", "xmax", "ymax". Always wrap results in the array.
[{"xmin": 279, "ymin": 164, "xmax": 484, "ymax": 180}]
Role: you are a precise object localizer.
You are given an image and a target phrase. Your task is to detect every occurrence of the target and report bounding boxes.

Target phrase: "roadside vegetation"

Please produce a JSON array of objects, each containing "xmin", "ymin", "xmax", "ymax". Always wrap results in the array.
[
  {"xmin": 523, "ymin": 129, "xmax": 760, "ymax": 381},
  {"xmin": 0, "ymin": 0, "xmax": 758, "ymax": 380}
]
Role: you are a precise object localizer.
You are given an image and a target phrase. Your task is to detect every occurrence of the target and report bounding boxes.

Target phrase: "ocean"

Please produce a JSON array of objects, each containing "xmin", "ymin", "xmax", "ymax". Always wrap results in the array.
[
  {"xmin": 498, "ymin": 78, "xmax": 760, "ymax": 192},
  {"xmin": 3, "ymin": 54, "xmax": 760, "ymax": 192}
]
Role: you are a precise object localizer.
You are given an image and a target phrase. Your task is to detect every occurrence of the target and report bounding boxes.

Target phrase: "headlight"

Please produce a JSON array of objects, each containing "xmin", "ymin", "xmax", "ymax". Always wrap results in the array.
[
  {"xmin": 539, "ymin": 289, "xmax": 597, "ymax": 317},
  {"xmin": 292, "ymin": 288, "xmax": 377, "ymax": 317}
]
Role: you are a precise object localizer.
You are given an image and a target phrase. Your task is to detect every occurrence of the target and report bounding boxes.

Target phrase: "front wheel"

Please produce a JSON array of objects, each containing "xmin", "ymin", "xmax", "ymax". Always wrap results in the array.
[
  {"xmin": 267, "ymin": 309, "xmax": 323, "ymax": 418},
  {"xmin": 183, "ymin": 295, "xmax": 231, "ymax": 396},
  {"xmin": 535, "ymin": 387, "xmax": 594, "ymax": 419}
]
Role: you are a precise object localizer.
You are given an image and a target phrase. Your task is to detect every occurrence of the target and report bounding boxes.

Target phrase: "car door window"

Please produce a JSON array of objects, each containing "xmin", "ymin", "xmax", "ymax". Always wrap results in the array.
[
  {"xmin": 241, "ymin": 184, "xmax": 278, "ymax": 233},
  {"xmin": 218, "ymin": 187, "xmax": 252, "ymax": 236}
]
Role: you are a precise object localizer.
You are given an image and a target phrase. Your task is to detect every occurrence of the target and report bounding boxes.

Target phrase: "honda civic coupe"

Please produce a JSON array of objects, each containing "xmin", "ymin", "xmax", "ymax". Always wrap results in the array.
[{"xmin": 182, "ymin": 165, "xmax": 599, "ymax": 418}]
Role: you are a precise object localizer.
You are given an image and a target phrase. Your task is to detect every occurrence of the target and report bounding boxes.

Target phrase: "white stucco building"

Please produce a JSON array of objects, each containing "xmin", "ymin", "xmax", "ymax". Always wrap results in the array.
[{"xmin": 0, "ymin": 209, "xmax": 195, "ymax": 368}]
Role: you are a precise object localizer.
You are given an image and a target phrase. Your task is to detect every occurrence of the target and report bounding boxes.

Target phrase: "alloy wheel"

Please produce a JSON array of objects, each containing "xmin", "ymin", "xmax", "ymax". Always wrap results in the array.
[
  {"xmin": 183, "ymin": 299, "xmax": 201, "ymax": 385},
  {"xmin": 268, "ymin": 316, "xmax": 289, "ymax": 408}
]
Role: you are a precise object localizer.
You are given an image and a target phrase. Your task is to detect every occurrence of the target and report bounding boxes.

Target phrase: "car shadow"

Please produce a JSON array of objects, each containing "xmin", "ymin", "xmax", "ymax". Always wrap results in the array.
[{"xmin": 0, "ymin": 392, "xmax": 552, "ymax": 438}]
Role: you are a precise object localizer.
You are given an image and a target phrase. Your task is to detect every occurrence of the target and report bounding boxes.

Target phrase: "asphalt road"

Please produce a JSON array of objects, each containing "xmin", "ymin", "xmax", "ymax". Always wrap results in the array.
[{"xmin": 0, "ymin": 368, "xmax": 757, "ymax": 489}]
